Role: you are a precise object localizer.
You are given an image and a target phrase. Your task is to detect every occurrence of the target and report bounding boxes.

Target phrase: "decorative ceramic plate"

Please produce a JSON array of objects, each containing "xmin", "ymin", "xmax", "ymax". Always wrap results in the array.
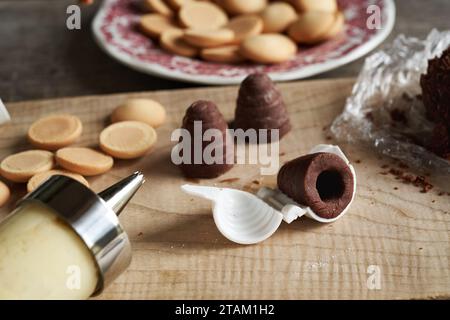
[{"xmin": 92, "ymin": 0, "xmax": 396, "ymax": 85}]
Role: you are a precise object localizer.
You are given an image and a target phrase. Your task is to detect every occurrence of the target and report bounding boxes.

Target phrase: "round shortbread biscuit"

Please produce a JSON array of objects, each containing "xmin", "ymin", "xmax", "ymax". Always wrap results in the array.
[
  {"xmin": 0, "ymin": 150, "xmax": 55, "ymax": 183},
  {"xmin": 111, "ymin": 98, "xmax": 166, "ymax": 128},
  {"xmin": 0, "ymin": 180, "xmax": 10, "ymax": 208},
  {"xmin": 217, "ymin": 0, "xmax": 267, "ymax": 15},
  {"xmin": 143, "ymin": 0, "xmax": 173, "ymax": 17},
  {"xmin": 201, "ymin": 45, "xmax": 245, "ymax": 63},
  {"xmin": 139, "ymin": 14, "xmax": 179, "ymax": 38},
  {"xmin": 260, "ymin": 2, "xmax": 297, "ymax": 33},
  {"xmin": 183, "ymin": 29, "xmax": 235, "ymax": 48},
  {"xmin": 323, "ymin": 11, "xmax": 345, "ymax": 39},
  {"xmin": 160, "ymin": 29, "xmax": 199, "ymax": 57},
  {"xmin": 291, "ymin": 0, "xmax": 338, "ymax": 13},
  {"xmin": 99, "ymin": 121, "xmax": 158, "ymax": 159},
  {"xmin": 226, "ymin": 15, "xmax": 263, "ymax": 44},
  {"xmin": 56, "ymin": 147, "xmax": 114, "ymax": 176},
  {"xmin": 27, "ymin": 169, "xmax": 89, "ymax": 193},
  {"xmin": 28, "ymin": 114, "xmax": 83, "ymax": 151},
  {"xmin": 179, "ymin": 2, "xmax": 228, "ymax": 30},
  {"xmin": 288, "ymin": 11, "xmax": 336, "ymax": 44},
  {"xmin": 240, "ymin": 34, "xmax": 297, "ymax": 64}
]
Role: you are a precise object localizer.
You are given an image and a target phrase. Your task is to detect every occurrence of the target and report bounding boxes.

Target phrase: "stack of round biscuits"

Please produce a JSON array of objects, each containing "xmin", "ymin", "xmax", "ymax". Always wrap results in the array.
[{"xmin": 139, "ymin": 0, "xmax": 344, "ymax": 64}]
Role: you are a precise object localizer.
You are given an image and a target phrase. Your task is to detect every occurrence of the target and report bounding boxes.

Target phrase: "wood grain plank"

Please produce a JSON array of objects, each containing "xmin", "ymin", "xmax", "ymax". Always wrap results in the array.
[{"xmin": 0, "ymin": 78, "xmax": 449, "ymax": 299}]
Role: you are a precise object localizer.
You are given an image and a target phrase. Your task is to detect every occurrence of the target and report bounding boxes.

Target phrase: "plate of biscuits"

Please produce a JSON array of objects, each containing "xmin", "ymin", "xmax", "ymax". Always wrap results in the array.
[{"xmin": 92, "ymin": 0, "xmax": 395, "ymax": 84}]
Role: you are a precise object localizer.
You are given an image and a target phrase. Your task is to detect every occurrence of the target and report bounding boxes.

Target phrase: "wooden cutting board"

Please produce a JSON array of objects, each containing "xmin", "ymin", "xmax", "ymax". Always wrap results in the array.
[{"xmin": 0, "ymin": 78, "xmax": 449, "ymax": 300}]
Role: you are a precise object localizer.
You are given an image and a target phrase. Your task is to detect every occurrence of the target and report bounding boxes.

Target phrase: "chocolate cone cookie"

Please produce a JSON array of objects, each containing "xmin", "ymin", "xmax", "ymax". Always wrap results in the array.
[
  {"xmin": 421, "ymin": 47, "xmax": 450, "ymax": 124},
  {"xmin": 421, "ymin": 47, "xmax": 450, "ymax": 157},
  {"xmin": 277, "ymin": 153, "xmax": 354, "ymax": 219},
  {"xmin": 178, "ymin": 100, "xmax": 233, "ymax": 179},
  {"xmin": 234, "ymin": 73, "xmax": 291, "ymax": 142}
]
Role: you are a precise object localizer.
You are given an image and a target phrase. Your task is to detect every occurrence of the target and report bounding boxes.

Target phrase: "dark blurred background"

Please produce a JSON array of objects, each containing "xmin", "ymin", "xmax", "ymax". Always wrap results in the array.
[{"xmin": 0, "ymin": 0, "xmax": 449, "ymax": 102}]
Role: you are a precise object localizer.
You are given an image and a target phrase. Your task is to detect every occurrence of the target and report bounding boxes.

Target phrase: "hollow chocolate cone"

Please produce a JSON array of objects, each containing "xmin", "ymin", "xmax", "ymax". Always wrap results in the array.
[
  {"xmin": 277, "ymin": 152, "xmax": 354, "ymax": 219},
  {"xmin": 421, "ymin": 47, "xmax": 450, "ymax": 157},
  {"xmin": 178, "ymin": 100, "xmax": 234, "ymax": 179},
  {"xmin": 234, "ymin": 73, "xmax": 291, "ymax": 143},
  {"xmin": 421, "ymin": 47, "xmax": 450, "ymax": 124}
]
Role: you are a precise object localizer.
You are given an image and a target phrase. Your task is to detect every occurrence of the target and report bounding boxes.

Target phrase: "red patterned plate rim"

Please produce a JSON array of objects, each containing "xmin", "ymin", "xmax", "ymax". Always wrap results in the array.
[{"xmin": 92, "ymin": 0, "xmax": 395, "ymax": 85}]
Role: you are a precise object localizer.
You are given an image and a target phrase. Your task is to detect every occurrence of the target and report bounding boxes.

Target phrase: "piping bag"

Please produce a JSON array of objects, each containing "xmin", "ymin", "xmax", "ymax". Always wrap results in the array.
[
  {"xmin": 0, "ymin": 172, "xmax": 144, "ymax": 300},
  {"xmin": 182, "ymin": 145, "xmax": 357, "ymax": 245}
]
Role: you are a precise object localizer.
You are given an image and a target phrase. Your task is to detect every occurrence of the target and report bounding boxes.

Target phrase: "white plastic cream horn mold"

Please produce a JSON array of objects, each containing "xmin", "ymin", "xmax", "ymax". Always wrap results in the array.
[
  {"xmin": 0, "ymin": 99, "xmax": 11, "ymax": 125},
  {"xmin": 181, "ymin": 144, "xmax": 357, "ymax": 245}
]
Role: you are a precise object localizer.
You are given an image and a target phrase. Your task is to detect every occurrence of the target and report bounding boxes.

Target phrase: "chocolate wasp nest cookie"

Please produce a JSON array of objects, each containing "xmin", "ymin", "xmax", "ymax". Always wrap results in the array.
[
  {"xmin": 234, "ymin": 73, "xmax": 291, "ymax": 142},
  {"xmin": 178, "ymin": 100, "xmax": 234, "ymax": 179}
]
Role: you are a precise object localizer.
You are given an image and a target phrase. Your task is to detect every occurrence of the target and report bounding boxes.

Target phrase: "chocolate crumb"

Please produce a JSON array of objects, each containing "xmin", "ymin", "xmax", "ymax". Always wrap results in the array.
[
  {"xmin": 355, "ymin": 160, "xmax": 361, "ymax": 164},
  {"xmin": 398, "ymin": 162, "xmax": 409, "ymax": 169},
  {"xmin": 279, "ymin": 152, "xmax": 286, "ymax": 156},
  {"xmin": 138, "ymin": 232, "xmax": 143, "ymax": 237},
  {"xmin": 386, "ymin": 168, "xmax": 434, "ymax": 193},
  {"xmin": 252, "ymin": 180, "xmax": 261, "ymax": 185}
]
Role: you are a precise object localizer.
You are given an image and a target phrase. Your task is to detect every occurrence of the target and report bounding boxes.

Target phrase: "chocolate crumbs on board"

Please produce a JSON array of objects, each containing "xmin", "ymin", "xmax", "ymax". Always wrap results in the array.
[{"xmin": 380, "ymin": 165, "xmax": 434, "ymax": 193}]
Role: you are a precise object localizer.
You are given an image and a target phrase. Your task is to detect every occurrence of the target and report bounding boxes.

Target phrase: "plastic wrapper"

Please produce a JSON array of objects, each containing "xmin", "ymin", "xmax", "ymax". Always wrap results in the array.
[{"xmin": 331, "ymin": 29, "xmax": 450, "ymax": 178}]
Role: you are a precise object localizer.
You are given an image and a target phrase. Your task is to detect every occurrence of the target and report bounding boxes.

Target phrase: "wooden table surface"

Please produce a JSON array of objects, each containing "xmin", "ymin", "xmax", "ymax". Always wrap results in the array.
[
  {"xmin": 1, "ymin": 0, "xmax": 449, "ymax": 103},
  {"xmin": 2, "ymin": 78, "xmax": 449, "ymax": 299}
]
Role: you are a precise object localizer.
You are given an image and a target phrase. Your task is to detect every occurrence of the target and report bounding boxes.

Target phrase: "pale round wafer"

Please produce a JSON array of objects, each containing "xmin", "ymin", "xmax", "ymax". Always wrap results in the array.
[
  {"xmin": 0, "ymin": 150, "xmax": 55, "ymax": 183},
  {"xmin": 291, "ymin": 0, "xmax": 338, "ymax": 13},
  {"xmin": 179, "ymin": 2, "xmax": 228, "ymax": 30},
  {"xmin": 183, "ymin": 29, "xmax": 235, "ymax": 48},
  {"xmin": 111, "ymin": 98, "xmax": 166, "ymax": 128},
  {"xmin": 201, "ymin": 45, "xmax": 244, "ymax": 63},
  {"xmin": 56, "ymin": 147, "xmax": 114, "ymax": 176},
  {"xmin": 323, "ymin": 11, "xmax": 345, "ymax": 39},
  {"xmin": 27, "ymin": 170, "xmax": 89, "ymax": 193},
  {"xmin": 160, "ymin": 29, "xmax": 199, "ymax": 57},
  {"xmin": 240, "ymin": 33, "xmax": 297, "ymax": 64},
  {"xmin": 28, "ymin": 114, "xmax": 82, "ymax": 151},
  {"xmin": 143, "ymin": 0, "xmax": 173, "ymax": 17},
  {"xmin": 218, "ymin": 0, "xmax": 267, "ymax": 15},
  {"xmin": 288, "ymin": 11, "xmax": 336, "ymax": 44},
  {"xmin": 140, "ymin": 14, "xmax": 179, "ymax": 38},
  {"xmin": 0, "ymin": 180, "xmax": 10, "ymax": 208},
  {"xmin": 100, "ymin": 121, "xmax": 157, "ymax": 159},
  {"xmin": 226, "ymin": 15, "xmax": 263, "ymax": 44},
  {"xmin": 260, "ymin": 2, "xmax": 297, "ymax": 33}
]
